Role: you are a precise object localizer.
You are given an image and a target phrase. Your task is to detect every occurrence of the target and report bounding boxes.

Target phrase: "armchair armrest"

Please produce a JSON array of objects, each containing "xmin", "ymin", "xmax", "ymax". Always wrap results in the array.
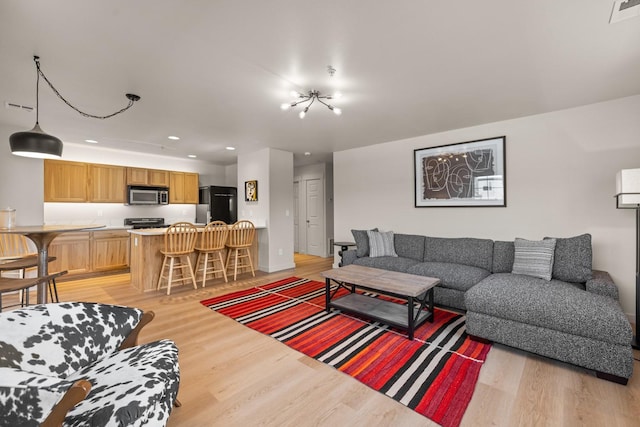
[
  {"xmin": 41, "ymin": 380, "xmax": 92, "ymax": 427},
  {"xmin": 586, "ymin": 270, "xmax": 619, "ymax": 301},
  {"xmin": 119, "ymin": 310, "xmax": 155, "ymax": 350},
  {"xmin": 341, "ymin": 249, "xmax": 357, "ymax": 266}
]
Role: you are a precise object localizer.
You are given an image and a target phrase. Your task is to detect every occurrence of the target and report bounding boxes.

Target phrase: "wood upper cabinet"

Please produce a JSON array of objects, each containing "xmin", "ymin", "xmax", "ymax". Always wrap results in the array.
[
  {"xmin": 126, "ymin": 167, "xmax": 169, "ymax": 187},
  {"xmin": 44, "ymin": 160, "xmax": 88, "ymax": 202},
  {"xmin": 169, "ymin": 172, "xmax": 199, "ymax": 204},
  {"xmin": 89, "ymin": 164, "xmax": 125, "ymax": 203}
]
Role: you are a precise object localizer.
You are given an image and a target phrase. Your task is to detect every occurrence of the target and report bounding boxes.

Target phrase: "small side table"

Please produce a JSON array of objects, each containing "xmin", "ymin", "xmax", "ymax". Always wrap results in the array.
[{"xmin": 333, "ymin": 241, "xmax": 356, "ymax": 267}]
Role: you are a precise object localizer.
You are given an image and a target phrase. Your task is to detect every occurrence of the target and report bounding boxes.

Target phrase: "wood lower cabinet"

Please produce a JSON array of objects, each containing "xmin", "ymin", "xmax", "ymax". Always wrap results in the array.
[
  {"xmin": 48, "ymin": 232, "xmax": 92, "ymax": 276},
  {"xmin": 92, "ymin": 230, "xmax": 130, "ymax": 271},
  {"xmin": 48, "ymin": 230, "xmax": 130, "ymax": 278}
]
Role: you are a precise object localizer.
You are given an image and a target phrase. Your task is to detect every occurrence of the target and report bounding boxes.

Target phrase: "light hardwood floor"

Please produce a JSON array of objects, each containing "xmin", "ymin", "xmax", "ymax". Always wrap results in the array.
[{"xmin": 10, "ymin": 255, "xmax": 640, "ymax": 426}]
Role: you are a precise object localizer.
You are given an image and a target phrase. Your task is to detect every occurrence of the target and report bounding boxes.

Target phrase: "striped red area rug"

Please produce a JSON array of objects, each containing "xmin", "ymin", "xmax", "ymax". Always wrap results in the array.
[{"xmin": 201, "ymin": 277, "xmax": 491, "ymax": 427}]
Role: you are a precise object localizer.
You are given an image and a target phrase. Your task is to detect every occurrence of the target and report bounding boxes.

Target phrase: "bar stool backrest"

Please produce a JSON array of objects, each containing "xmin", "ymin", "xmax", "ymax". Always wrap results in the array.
[
  {"xmin": 198, "ymin": 221, "xmax": 229, "ymax": 251},
  {"xmin": 164, "ymin": 222, "xmax": 198, "ymax": 255},
  {"xmin": 0, "ymin": 234, "xmax": 33, "ymax": 258},
  {"xmin": 227, "ymin": 220, "xmax": 255, "ymax": 248}
]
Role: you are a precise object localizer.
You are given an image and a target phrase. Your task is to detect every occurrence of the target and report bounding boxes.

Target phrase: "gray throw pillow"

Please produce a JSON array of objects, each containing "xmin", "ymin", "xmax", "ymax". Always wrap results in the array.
[
  {"xmin": 512, "ymin": 238, "xmax": 556, "ymax": 281},
  {"xmin": 351, "ymin": 228, "xmax": 378, "ymax": 258},
  {"xmin": 544, "ymin": 234, "xmax": 593, "ymax": 283},
  {"xmin": 367, "ymin": 230, "xmax": 398, "ymax": 258}
]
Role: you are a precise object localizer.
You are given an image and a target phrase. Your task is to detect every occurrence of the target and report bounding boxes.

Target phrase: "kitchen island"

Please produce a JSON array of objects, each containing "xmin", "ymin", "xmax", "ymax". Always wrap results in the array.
[{"xmin": 128, "ymin": 226, "xmax": 261, "ymax": 292}]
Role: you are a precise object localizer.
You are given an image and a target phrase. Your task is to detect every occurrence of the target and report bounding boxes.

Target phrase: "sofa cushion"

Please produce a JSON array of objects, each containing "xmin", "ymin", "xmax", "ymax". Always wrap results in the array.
[
  {"xmin": 492, "ymin": 241, "xmax": 514, "ymax": 273},
  {"xmin": 512, "ymin": 238, "xmax": 556, "ymax": 281},
  {"xmin": 544, "ymin": 234, "xmax": 593, "ymax": 283},
  {"xmin": 394, "ymin": 234, "xmax": 425, "ymax": 261},
  {"xmin": 351, "ymin": 228, "xmax": 377, "ymax": 258},
  {"xmin": 407, "ymin": 261, "xmax": 491, "ymax": 292},
  {"xmin": 65, "ymin": 339, "xmax": 180, "ymax": 427},
  {"xmin": 353, "ymin": 256, "xmax": 420, "ymax": 272},
  {"xmin": 466, "ymin": 273, "xmax": 632, "ymax": 346},
  {"xmin": 424, "ymin": 237, "xmax": 494, "ymax": 271},
  {"xmin": 0, "ymin": 303, "xmax": 142, "ymax": 378},
  {"xmin": 367, "ymin": 230, "xmax": 398, "ymax": 257}
]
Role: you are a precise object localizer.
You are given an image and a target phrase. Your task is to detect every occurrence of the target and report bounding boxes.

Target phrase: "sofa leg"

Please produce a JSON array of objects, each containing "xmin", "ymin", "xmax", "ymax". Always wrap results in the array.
[
  {"xmin": 467, "ymin": 334, "xmax": 492, "ymax": 345},
  {"xmin": 174, "ymin": 398, "xmax": 182, "ymax": 407},
  {"xmin": 596, "ymin": 371, "xmax": 628, "ymax": 385}
]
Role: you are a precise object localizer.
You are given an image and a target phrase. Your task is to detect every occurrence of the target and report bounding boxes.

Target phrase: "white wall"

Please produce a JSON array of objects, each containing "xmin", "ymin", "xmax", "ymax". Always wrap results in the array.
[
  {"xmin": 238, "ymin": 148, "xmax": 295, "ymax": 273},
  {"xmin": 334, "ymin": 95, "xmax": 640, "ymax": 319}
]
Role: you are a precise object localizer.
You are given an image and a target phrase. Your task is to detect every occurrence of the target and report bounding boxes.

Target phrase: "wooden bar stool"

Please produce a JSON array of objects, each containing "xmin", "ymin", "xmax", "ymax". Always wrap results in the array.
[
  {"xmin": 194, "ymin": 221, "xmax": 229, "ymax": 287},
  {"xmin": 157, "ymin": 222, "xmax": 198, "ymax": 295},
  {"xmin": 225, "ymin": 220, "xmax": 256, "ymax": 281}
]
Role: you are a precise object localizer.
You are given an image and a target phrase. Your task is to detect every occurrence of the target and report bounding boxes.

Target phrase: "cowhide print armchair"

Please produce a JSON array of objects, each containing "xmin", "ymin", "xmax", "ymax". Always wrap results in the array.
[{"xmin": 0, "ymin": 302, "xmax": 180, "ymax": 426}]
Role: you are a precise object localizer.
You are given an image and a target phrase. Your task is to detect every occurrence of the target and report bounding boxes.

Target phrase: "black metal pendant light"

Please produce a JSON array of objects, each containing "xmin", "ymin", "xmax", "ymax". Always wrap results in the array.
[{"xmin": 10, "ymin": 56, "xmax": 140, "ymax": 159}]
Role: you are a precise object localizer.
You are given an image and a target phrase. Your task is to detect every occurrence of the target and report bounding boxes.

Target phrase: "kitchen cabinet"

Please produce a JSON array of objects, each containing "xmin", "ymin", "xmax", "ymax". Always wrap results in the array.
[
  {"xmin": 92, "ymin": 230, "xmax": 130, "ymax": 271},
  {"xmin": 89, "ymin": 164, "xmax": 125, "ymax": 203},
  {"xmin": 126, "ymin": 167, "xmax": 170, "ymax": 187},
  {"xmin": 48, "ymin": 232, "xmax": 92, "ymax": 276},
  {"xmin": 44, "ymin": 160, "xmax": 88, "ymax": 202},
  {"xmin": 169, "ymin": 172, "xmax": 199, "ymax": 204},
  {"xmin": 48, "ymin": 230, "xmax": 130, "ymax": 278}
]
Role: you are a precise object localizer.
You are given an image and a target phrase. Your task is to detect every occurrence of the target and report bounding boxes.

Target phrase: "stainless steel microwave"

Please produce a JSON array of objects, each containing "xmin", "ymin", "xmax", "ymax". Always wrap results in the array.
[{"xmin": 127, "ymin": 186, "xmax": 169, "ymax": 205}]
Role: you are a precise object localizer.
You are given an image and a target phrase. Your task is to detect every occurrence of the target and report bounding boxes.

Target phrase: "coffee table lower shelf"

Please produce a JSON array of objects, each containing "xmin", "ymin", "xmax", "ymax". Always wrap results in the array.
[{"xmin": 329, "ymin": 293, "xmax": 433, "ymax": 336}]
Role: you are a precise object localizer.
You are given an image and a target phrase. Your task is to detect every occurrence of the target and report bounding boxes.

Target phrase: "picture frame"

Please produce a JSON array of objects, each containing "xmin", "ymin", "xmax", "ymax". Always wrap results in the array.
[
  {"xmin": 414, "ymin": 136, "xmax": 506, "ymax": 207},
  {"xmin": 245, "ymin": 180, "xmax": 258, "ymax": 202}
]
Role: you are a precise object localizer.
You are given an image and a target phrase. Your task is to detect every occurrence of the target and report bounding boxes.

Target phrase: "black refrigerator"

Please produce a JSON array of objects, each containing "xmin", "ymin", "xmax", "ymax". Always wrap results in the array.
[{"xmin": 196, "ymin": 186, "xmax": 237, "ymax": 224}]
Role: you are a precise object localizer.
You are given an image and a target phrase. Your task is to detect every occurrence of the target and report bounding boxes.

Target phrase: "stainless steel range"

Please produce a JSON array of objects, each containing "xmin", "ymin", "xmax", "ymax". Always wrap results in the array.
[{"xmin": 124, "ymin": 218, "xmax": 169, "ymax": 229}]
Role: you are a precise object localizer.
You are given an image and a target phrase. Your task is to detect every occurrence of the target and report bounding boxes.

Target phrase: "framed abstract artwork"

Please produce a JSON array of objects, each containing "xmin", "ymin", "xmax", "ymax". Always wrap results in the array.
[
  {"xmin": 414, "ymin": 136, "xmax": 506, "ymax": 207},
  {"xmin": 245, "ymin": 180, "xmax": 258, "ymax": 202}
]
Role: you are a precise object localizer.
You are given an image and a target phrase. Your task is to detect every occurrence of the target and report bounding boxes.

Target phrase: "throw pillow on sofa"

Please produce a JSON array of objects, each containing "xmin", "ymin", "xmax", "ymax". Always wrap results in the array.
[
  {"xmin": 367, "ymin": 230, "xmax": 398, "ymax": 257},
  {"xmin": 512, "ymin": 238, "xmax": 557, "ymax": 281},
  {"xmin": 351, "ymin": 228, "xmax": 378, "ymax": 257},
  {"xmin": 544, "ymin": 233, "xmax": 593, "ymax": 283}
]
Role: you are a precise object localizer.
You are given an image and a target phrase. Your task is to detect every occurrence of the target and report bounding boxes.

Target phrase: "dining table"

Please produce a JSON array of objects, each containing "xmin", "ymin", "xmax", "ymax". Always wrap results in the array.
[{"xmin": 0, "ymin": 224, "xmax": 105, "ymax": 304}]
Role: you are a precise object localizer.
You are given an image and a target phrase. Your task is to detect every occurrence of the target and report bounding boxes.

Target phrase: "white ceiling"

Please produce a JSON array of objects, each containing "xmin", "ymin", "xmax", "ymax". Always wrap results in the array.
[{"xmin": 1, "ymin": 1, "xmax": 639, "ymax": 167}]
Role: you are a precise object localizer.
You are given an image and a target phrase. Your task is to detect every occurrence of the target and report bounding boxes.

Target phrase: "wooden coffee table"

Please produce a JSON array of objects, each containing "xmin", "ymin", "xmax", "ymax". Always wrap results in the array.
[{"xmin": 321, "ymin": 264, "xmax": 440, "ymax": 340}]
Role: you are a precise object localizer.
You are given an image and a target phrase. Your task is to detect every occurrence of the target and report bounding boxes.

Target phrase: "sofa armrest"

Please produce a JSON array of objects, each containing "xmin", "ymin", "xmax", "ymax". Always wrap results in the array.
[
  {"xmin": 341, "ymin": 249, "xmax": 357, "ymax": 266},
  {"xmin": 41, "ymin": 380, "xmax": 92, "ymax": 427},
  {"xmin": 119, "ymin": 310, "xmax": 155, "ymax": 350},
  {"xmin": 586, "ymin": 270, "xmax": 619, "ymax": 301}
]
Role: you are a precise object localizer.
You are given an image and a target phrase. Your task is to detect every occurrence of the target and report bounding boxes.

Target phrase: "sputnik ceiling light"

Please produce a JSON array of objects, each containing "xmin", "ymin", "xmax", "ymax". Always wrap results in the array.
[
  {"xmin": 280, "ymin": 66, "xmax": 342, "ymax": 119},
  {"xmin": 10, "ymin": 56, "xmax": 141, "ymax": 159}
]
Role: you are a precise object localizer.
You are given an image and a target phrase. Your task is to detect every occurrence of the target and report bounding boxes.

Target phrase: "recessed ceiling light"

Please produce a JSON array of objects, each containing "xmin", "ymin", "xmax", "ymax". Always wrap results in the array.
[
  {"xmin": 168, "ymin": 136, "xmax": 180, "ymax": 140},
  {"xmin": 225, "ymin": 146, "xmax": 236, "ymax": 151},
  {"xmin": 188, "ymin": 154, "xmax": 197, "ymax": 158},
  {"xmin": 85, "ymin": 139, "xmax": 98, "ymax": 144},
  {"xmin": 304, "ymin": 152, "xmax": 311, "ymax": 156}
]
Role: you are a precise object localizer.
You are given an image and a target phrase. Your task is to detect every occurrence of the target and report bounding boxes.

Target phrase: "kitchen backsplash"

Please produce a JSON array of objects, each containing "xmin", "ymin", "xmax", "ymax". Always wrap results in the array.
[{"xmin": 44, "ymin": 203, "xmax": 198, "ymax": 227}]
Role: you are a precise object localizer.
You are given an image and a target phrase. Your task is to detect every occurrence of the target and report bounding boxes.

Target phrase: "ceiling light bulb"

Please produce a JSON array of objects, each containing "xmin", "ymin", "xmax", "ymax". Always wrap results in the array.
[
  {"xmin": 333, "ymin": 107, "xmax": 342, "ymax": 116},
  {"xmin": 280, "ymin": 103, "xmax": 291, "ymax": 110},
  {"xmin": 168, "ymin": 136, "xmax": 180, "ymax": 140},
  {"xmin": 333, "ymin": 92, "xmax": 343, "ymax": 99},
  {"xmin": 299, "ymin": 110, "xmax": 306, "ymax": 119},
  {"xmin": 85, "ymin": 139, "xmax": 98, "ymax": 144},
  {"xmin": 290, "ymin": 90, "xmax": 301, "ymax": 98},
  {"xmin": 188, "ymin": 154, "xmax": 197, "ymax": 158},
  {"xmin": 225, "ymin": 146, "xmax": 236, "ymax": 151}
]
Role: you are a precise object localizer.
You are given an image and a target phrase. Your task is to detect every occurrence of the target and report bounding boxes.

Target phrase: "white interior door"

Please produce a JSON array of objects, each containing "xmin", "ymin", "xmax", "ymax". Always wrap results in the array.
[{"xmin": 306, "ymin": 178, "xmax": 324, "ymax": 256}]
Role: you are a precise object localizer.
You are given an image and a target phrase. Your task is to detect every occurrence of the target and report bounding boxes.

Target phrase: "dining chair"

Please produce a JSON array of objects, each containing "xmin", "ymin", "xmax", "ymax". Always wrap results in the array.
[
  {"xmin": 0, "ymin": 234, "xmax": 60, "ymax": 303},
  {"xmin": 194, "ymin": 221, "xmax": 229, "ymax": 287},
  {"xmin": 225, "ymin": 220, "xmax": 256, "ymax": 281},
  {"xmin": 156, "ymin": 222, "xmax": 198, "ymax": 295},
  {"xmin": 0, "ymin": 271, "xmax": 66, "ymax": 312}
]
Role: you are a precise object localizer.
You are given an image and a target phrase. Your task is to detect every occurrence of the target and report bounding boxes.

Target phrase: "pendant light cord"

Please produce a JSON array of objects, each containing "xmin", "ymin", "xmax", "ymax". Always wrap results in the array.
[{"xmin": 33, "ymin": 56, "xmax": 139, "ymax": 120}]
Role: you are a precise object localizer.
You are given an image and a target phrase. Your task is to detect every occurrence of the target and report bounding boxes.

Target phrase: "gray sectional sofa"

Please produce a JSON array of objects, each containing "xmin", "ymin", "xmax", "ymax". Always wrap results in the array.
[{"xmin": 341, "ymin": 230, "xmax": 634, "ymax": 384}]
